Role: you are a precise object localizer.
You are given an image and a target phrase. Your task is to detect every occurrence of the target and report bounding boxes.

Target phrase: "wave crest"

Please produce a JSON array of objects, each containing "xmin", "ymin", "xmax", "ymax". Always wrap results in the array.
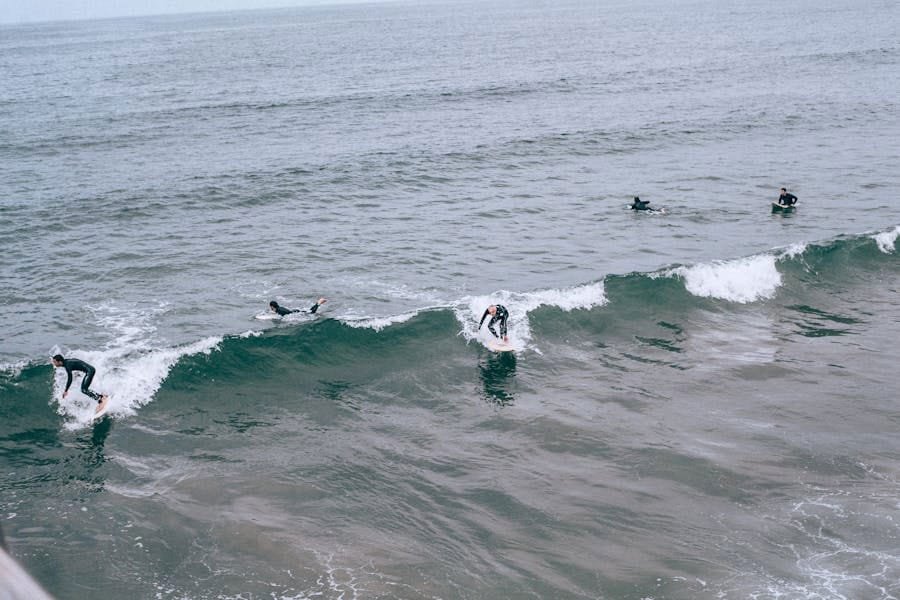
[
  {"xmin": 668, "ymin": 255, "xmax": 782, "ymax": 303},
  {"xmin": 872, "ymin": 226, "xmax": 899, "ymax": 253}
]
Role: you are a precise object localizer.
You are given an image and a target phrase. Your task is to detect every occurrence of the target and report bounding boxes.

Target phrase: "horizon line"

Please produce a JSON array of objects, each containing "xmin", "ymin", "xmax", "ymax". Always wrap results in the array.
[{"xmin": 0, "ymin": 0, "xmax": 405, "ymax": 27}]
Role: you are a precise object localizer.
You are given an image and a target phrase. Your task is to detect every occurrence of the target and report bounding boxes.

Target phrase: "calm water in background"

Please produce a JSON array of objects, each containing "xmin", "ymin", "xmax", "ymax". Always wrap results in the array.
[{"xmin": 1, "ymin": 0, "xmax": 899, "ymax": 598}]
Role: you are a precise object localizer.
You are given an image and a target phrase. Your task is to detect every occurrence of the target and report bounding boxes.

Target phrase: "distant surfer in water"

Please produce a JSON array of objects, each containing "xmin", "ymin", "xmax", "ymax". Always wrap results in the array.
[
  {"xmin": 630, "ymin": 196, "xmax": 666, "ymax": 213},
  {"xmin": 630, "ymin": 196, "xmax": 652, "ymax": 211},
  {"xmin": 269, "ymin": 297, "xmax": 327, "ymax": 316},
  {"xmin": 777, "ymin": 188, "xmax": 798, "ymax": 206},
  {"xmin": 52, "ymin": 354, "xmax": 108, "ymax": 414},
  {"xmin": 478, "ymin": 304, "xmax": 509, "ymax": 343}
]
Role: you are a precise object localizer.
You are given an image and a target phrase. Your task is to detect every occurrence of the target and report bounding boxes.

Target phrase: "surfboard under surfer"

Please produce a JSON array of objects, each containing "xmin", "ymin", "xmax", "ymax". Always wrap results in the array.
[
  {"xmin": 52, "ymin": 354, "xmax": 108, "ymax": 414},
  {"xmin": 268, "ymin": 297, "xmax": 327, "ymax": 317},
  {"xmin": 479, "ymin": 304, "xmax": 509, "ymax": 343}
]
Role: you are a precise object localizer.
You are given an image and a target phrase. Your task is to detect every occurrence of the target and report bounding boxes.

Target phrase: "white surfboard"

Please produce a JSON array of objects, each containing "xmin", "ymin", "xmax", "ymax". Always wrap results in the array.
[
  {"xmin": 92, "ymin": 396, "xmax": 111, "ymax": 421},
  {"xmin": 254, "ymin": 312, "xmax": 281, "ymax": 321},
  {"xmin": 486, "ymin": 339, "xmax": 515, "ymax": 352}
]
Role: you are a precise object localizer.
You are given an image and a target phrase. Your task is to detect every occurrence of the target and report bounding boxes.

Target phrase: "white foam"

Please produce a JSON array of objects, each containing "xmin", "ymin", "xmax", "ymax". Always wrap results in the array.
[
  {"xmin": 670, "ymin": 255, "xmax": 782, "ymax": 303},
  {"xmin": 349, "ymin": 278, "xmax": 445, "ymax": 304},
  {"xmin": 51, "ymin": 303, "xmax": 221, "ymax": 429},
  {"xmin": 872, "ymin": 226, "xmax": 899, "ymax": 253},
  {"xmin": 53, "ymin": 337, "xmax": 221, "ymax": 430},
  {"xmin": 455, "ymin": 281, "xmax": 607, "ymax": 351},
  {"xmin": 778, "ymin": 241, "xmax": 809, "ymax": 259},
  {"xmin": 523, "ymin": 281, "xmax": 608, "ymax": 312},
  {"xmin": 342, "ymin": 310, "xmax": 422, "ymax": 331},
  {"xmin": 254, "ymin": 310, "xmax": 317, "ymax": 323},
  {"xmin": 279, "ymin": 311, "xmax": 317, "ymax": 324},
  {"xmin": 0, "ymin": 359, "xmax": 29, "ymax": 379}
]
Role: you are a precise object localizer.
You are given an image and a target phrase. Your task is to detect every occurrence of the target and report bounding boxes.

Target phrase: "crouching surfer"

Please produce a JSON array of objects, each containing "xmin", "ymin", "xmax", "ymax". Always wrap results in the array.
[
  {"xmin": 52, "ymin": 354, "xmax": 108, "ymax": 414},
  {"xmin": 478, "ymin": 304, "xmax": 509, "ymax": 343}
]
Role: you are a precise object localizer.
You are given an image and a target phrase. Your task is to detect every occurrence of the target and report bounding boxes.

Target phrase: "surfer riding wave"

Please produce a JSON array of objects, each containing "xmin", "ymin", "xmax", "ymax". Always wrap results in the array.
[{"xmin": 478, "ymin": 304, "xmax": 509, "ymax": 343}]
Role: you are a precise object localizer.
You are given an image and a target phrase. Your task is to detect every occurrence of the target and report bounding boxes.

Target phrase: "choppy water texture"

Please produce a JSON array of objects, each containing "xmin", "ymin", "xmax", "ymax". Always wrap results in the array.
[{"xmin": 1, "ymin": 0, "xmax": 899, "ymax": 598}]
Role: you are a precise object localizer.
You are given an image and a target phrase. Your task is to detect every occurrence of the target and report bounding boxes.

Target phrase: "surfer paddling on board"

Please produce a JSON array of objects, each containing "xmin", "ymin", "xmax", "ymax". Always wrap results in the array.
[
  {"xmin": 269, "ymin": 297, "xmax": 327, "ymax": 317},
  {"xmin": 777, "ymin": 188, "xmax": 798, "ymax": 207},
  {"xmin": 478, "ymin": 304, "xmax": 510, "ymax": 343},
  {"xmin": 630, "ymin": 196, "xmax": 651, "ymax": 211},
  {"xmin": 630, "ymin": 196, "xmax": 666, "ymax": 214},
  {"xmin": 51, "ymin": 354, "xmax": 108, "ymax": 414}
]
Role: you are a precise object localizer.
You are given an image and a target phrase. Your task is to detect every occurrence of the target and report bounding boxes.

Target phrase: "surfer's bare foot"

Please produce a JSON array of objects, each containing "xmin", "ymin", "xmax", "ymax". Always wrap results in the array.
[{"xmin": 94, "ymin": 396, "xmax": 109, "ymax": 414}]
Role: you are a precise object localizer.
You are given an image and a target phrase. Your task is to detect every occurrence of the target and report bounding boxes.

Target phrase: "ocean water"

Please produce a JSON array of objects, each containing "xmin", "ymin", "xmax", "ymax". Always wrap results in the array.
[{"xmin": 1, "ymin": 0, "xmax": 899, "ymax": 598}]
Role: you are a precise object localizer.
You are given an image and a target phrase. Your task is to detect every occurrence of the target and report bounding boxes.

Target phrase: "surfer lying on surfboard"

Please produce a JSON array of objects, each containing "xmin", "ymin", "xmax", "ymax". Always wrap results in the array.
[
  {"xmin": 630, "ymin": 196, "xmax": 651, "ymax": 211},
  {"xmin": 268, "ymin": 297, "xmax": 327, "ymax": 316},
  {"xmin": 52, "ymin": 354, "xmax": 108, "ymax": 414},
  {"xmin": 478, "ymin": 304, "xmax": 509, "ymax": 343},
  {"xmin": 630, "ymin": 196, "xmax": 666, "ymax": 214}
]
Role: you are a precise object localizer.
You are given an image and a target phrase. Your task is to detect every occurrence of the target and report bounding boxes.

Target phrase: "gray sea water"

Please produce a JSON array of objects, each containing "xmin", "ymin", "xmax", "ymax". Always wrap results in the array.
[{"xmin": 1, "ymin": 0, "xmax": 899, "ymax": 598}]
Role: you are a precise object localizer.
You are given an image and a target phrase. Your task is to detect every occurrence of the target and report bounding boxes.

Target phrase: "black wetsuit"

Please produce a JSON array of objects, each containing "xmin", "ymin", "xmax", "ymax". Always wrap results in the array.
[
  {"xmin": 479, "ymin": 305, "xmax": 509, "ymax": 339},
  {"xmin": 273, "ymin": 302, "xmax": 320, "ymax": 316},
  {"xmin": 61, "ymin": 358, "xmax": 102, "ymax": 402},
  {"xmin": 631, "ymin": 199, "xmax": 651, "ymax": 211},
  {"xmin": 778, "ymin": 193, "xmax": 798, "ymax": 206}
]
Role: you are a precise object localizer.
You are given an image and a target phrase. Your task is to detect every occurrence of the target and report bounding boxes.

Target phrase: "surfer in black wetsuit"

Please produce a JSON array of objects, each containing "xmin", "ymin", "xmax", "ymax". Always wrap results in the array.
[
  {"xmin": 269, "ymin": 297, "xmax": 327, "ymax": 316},
  {"xmin": 777, "ymin": 188, "xmax": 798, "ymax": 206},
  {"xmin": 52, "ymin": 354, "xmax": 108, "ymax": 413},
  {"xmin": 630, "ymin": 196, "xmax": 652, "ymax": 211},
  {"xmin": 478, "ymin": 304, "xmax": 509, "ymax": 343}
]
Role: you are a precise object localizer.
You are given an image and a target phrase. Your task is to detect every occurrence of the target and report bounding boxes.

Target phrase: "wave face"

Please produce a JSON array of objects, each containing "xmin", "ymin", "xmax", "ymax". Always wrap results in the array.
[{"xmin": 4, "ymin": 228, "xmax": 895, "ymax": 423}]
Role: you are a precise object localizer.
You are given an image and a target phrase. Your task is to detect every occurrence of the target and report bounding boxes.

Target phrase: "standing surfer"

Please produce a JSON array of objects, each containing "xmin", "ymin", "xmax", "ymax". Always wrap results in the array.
[
  {"xmin": 52, "ymin": 354, "xmax": 108, "ymax": 414},
  {"xmin": 479, "ymin": 304, "xmax": 510, "ymax": 343},
  {"xmin": 269, "ymin": 297, "xmax": 327, "ymax": 316}
]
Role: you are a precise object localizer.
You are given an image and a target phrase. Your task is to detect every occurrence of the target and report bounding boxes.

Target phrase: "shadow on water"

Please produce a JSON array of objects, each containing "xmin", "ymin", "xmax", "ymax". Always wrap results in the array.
[
  {"xmin": 0, "ymin": 414, "xmax": 113, "ymax": 497},
  {"xmin": 83, "ymin": 417, "xmax": 112, "ymax": 470},
  {"xmin": 785, "ymin": 303, "xmax": 865, "ymax": 337},
  {"xmin": 55, "ymin": 417, "xmax": 114, "ymax": 495},
  {"xmin": 478, "ymin": 351, "xmax": 517, "ymax": 407},
  {"xmin": 214, "ymin": 412, "xmax": 277, "ymax": 434}
]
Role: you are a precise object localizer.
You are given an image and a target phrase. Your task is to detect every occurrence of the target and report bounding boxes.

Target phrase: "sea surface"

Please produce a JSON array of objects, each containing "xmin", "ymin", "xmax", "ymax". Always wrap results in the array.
[{"xmin": 1, "ymin": 0, "xmax": 899, "ymax": 598}]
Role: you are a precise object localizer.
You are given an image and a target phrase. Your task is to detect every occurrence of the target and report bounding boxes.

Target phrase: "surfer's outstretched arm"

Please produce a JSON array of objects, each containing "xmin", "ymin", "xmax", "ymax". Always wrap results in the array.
[{"xmin": 308, "ymin": 297, "xmax": 327, "ymax": 314}]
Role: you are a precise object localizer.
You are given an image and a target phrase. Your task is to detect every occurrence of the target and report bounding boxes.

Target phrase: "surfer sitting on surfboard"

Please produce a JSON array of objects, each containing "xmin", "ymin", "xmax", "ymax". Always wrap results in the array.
[
  {"xmin": 52, "ymin": 354, "xmax": 108, "ymax": 414},
  {"xmin": 777, "ymin": 188, "xmax": 798, "ymax": 206},
  {"xmin": 268, "ymin": 297, "xmax": 327, "ymax": 316},
  {"xmin": 478, "ymin": 304, "xmax": 510, "ymax": 343}
]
